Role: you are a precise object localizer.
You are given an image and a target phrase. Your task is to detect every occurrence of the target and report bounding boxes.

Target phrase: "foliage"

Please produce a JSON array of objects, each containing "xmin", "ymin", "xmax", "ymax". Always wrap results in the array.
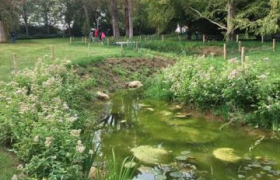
[
  {"xmin": 0, "ymin": 58, "xmax": 96, "ymax": 179},
  {"xmin": 146, "ymin": 56, "xmax": 280, "ymax": 129}
]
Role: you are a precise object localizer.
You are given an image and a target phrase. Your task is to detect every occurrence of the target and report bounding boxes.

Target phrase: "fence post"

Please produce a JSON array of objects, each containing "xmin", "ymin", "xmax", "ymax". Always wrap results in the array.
[
  {"xmin": 236, "ymin": 34, "xmax": 239, "ymax": 43},
  {"xmin": 88, "ymin": 43, "xmax": 90, "ymax": 56},
  {"xmin": 203, "ymin": 35, "xmax": 206, "ymax": 43},
  {"xmin": 13, "ymin": 53, "xmax": 18, "ymax": 73},
  {"xmin": 224, "ymin": 43, "xmax": 227, "ymax": 60},
  {"xmin": 238, "ymin": 41, "xmax": 242, "ymax": 52},
  {"xmin": 261, "ymin": 35, "xmax": 264, "ymax": 43},
  {"xmin": 273, "ymin": 39, "xmax": 276, "ymax": 52},
  {"xmin": 107, "ymin": 38, "xmax": 110, "ymax": 46},
  {"xmin": 241, "ymin": 47, "xmax": 245, "ymax": 65},
  {"xmin": 136, "ymin": 41, "xmax": 139, "ymax": 52},
  {"xmin": 50, "ymin": 45, "xmax": 55, "ymax": 61}
]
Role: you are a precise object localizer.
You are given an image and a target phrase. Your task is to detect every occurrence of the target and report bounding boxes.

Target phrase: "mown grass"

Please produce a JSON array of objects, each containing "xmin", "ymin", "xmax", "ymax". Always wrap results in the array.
[
  {"xmin": 0, "ymin": 38, "xmax": 147, "ymax": 81},
  {"xmin": 0, "ymin": 149, "xmax": 17, "ymax": 180}
]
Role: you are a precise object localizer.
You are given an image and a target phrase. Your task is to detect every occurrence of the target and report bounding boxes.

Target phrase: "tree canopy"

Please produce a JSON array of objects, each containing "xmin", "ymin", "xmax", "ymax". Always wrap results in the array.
[{"xmin": 0, "ymin": 0, "xmax": 279, "ymax": 41}]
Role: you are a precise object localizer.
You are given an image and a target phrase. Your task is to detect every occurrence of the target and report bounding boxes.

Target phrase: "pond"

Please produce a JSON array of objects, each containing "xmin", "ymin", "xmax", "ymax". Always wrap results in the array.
[{"xmin": 92, "ymin": 91, "xmax": 280, "ymax": 180}]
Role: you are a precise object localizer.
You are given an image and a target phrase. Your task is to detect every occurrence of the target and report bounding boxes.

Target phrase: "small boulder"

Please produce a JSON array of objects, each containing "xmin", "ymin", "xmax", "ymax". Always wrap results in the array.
[
  {"xmin": 174, "ymin": 113, "xmax": 192, "ymax": 119},
  {"xmin": 88, "ymin": 166, "xmax": 98, "ymax": 180},
  {"xmin": 213, "ymin": 148, "xmax": 241, "ymax": 162},
  {"xmin": 96, "ymin": 91, "xmax": 110, "ymax": 100},
  {"xmin": 128, "ymin": 81, "xmax": 143, "ymax": 89}
]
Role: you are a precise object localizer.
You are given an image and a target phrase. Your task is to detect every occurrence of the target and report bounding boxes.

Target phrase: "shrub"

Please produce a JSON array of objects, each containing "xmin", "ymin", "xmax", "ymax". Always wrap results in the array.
[
  {"xmin": 0, "ymin": 58, "xmax": 95, "ymax": 179},
  {"xmin": 146, "ymin": 56, "xmax": 280, "ymax": 129}
]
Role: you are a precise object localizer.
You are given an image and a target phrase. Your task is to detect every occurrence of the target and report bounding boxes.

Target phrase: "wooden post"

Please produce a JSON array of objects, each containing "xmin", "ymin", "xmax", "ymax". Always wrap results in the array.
[
  {"xmin": 261, "ymin": 35, "xmax": 264, "ymax": 43},
  {"xmin": 135, "ymin": 41, "xmax": 139, "ymax": 52},
  {"xmin": 273, "ymin": 39, "xmax": 276, "ymax": 52},
  {"xmin": 121, "ymin": 43, "xmax": 123, "ymax": 54},
  {"xmin": 203, "ymin": 35, "xmax": 206, "ymax": 43},
  {"xmin": 236, "ymin": 34, "xmax": 239, "ymax": 43},
  {"xmin": 162, "ymin": 35, "xmax": 164, "ymax": 41},
  {"xmin": 13, "ymin": 53, "xmax": 18, "ymax": 73},
  {"xmin": 50, "ymin": 45, "xmax": 55, "ymax": 61},
  {"xmin": 85, "ymin": 37, "xmax": 87, "ymax": 45},
  {"xmin": 224, "ymin": 43, "xmax": 227, "ymax": 60},
  {"xmin": 88, "ymin": 43, "xmax": 90, "ymax": 56},
  {"xmin": 107, "ymin": 38, "xmax": 110, "ymax": 46},
  {"xmin": 241, "ymin": 47, "xmax": 245, "ymax": 65},
  {"xmin": 238, "ymin": 41, "xmax": 242, "ymax": 52}
]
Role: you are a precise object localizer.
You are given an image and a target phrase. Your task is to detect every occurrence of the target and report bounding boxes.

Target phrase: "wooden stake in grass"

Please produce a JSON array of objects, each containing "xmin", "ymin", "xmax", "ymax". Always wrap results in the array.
[
  {"xmin": 13, "ymin": 53, "xmax": 18, "ymax": 73},
  {"xmin": 224, "ymin": 43, "xmax": 227, "ymax": 60},
  {"xmin": 241, "ymin": 47, "xmax": 246, "ymax": 65},
  {"xmin": 50, "ymin": 45, "xmax": 55, "ymax": 61},
  {"xmin": 238, "ymin": 41, "xmax": 242, "ymax": 52},
  {"xmin": 121, "ymin": 43, "xmax": 124, "ymax": 54},
  {"xmin": 203, "ymin": 35, "xmax": 206, "ymax": 43},
  {"xmin": 273, "ymin": 39, "xmax": 276, "ymax": 52},
  {"xmin": 88, "ymin": 43, "xmax": 90, "ymax": 56},
  {"xmin": 236, "ymin": 34, "xmax": 239, "ymax": 43},
  {"xmin": 261, "ymin": 35, "xmax": 264, "ymax": 43},
  {"xmin": 135, "ymin": 41, "xmax": 139, "ymax": 52},
  {"xmin": 107, "ymin": 38, "xmax": 110, "ymax": 46}
]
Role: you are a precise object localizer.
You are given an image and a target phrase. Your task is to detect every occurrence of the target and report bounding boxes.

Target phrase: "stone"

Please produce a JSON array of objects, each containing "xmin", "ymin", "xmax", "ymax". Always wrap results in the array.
[
  {"xmin": 213, "ymin": 148, "xmax": 241, "ymax": 163},
  {"xmin": 128, "ymin": 81, "xmax": 143, "ymax": 89},
  {"xmin": 174, "ymin": 113, "xmax": 192, "ymax": 119},
  {"xmin": 96, "ymin": 91, "xmax": 109, "ymax": 100},
  {"xmin": 88, "ymin": 166, "xmax": 98, "ymax": 180}
]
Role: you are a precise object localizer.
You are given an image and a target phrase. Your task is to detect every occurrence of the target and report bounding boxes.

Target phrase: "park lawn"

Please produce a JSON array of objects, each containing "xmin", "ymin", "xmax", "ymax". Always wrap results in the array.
[
  {"xmin": 0, "ymin": 149, "xmax": 18, "ymax": 180},
  {"xmin": 0, "ymin": 38, "xmax": 140, "ymax": 81}
]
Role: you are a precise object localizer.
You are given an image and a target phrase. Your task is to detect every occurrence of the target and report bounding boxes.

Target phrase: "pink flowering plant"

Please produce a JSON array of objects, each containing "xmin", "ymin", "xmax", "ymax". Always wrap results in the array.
[
  {"xmin": 146, "ymin": 56, "xmax": 280, "ymax": 129},
  {"xmin": 0, "ymin": 58, "xmax": 96, "ymax": 179}
]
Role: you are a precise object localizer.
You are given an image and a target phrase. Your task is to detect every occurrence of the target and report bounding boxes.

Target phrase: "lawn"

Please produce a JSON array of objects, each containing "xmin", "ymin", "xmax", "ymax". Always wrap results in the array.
[{"xmin": 0, "ymin": 149, "xmax": 18, "ymax": 180}]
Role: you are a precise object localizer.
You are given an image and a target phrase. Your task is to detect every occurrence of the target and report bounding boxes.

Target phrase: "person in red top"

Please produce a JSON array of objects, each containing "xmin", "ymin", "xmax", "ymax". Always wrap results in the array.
[{"xmin": 94, "ymin": 28, "xmax": 99, "ymax": 38}]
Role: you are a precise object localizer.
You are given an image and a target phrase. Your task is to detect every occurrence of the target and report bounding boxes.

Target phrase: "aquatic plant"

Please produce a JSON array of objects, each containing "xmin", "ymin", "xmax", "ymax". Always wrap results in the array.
[
  {"xmin": 213, "ymin": 148, "xmax": 241, "ymax": 162},
  {"xmin": 130, "ymin": 145, "xmax": 168, "ymax": 164}
]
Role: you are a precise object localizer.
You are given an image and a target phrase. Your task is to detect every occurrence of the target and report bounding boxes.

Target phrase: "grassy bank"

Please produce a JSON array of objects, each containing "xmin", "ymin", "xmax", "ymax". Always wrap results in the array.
[{"xmin": 0, "ymin": 149, "xmax": 18, "ymax": 180}]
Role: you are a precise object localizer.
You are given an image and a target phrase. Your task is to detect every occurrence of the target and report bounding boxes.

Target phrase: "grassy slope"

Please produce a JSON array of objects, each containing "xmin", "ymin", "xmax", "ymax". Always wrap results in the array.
[{"xmin": 0, "ymin": 38, "xmax": 142, "ymax": 81}]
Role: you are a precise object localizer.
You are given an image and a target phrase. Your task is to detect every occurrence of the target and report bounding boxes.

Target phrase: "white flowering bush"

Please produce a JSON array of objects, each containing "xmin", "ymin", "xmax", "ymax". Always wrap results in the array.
[
  {"xmin": 0, "ymin": 59, "xmax": 96, "ymax": 179},
  {"xmin": 147, "ymin": 57, "xmax": 280, "ymax": 129}
]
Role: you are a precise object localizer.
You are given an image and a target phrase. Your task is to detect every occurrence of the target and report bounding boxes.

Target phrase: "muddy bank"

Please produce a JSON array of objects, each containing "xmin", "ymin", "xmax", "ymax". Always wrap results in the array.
[{"xmin": 76, "ymin": 57, "xmax": 174, "ymax": 91}]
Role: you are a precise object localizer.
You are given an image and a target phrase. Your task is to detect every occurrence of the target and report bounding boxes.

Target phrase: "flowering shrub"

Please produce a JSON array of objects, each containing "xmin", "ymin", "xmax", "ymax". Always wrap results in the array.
[
  {"xmin": 0, "ymin": 58, "xmax": 95, "ymax": 179},
  {"xmin": 147, "ymin": 57, "xmax": 280, "ymax": 129}
]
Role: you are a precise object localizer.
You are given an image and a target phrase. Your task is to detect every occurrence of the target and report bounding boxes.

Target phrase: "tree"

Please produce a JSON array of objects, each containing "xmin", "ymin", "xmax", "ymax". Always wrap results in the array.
[
  {"xmin": 110, "ymin": 0, "xmax": 120, "ymax": 38},
  {"xmin": 0, "ymin": 0, "xmax": 19, "ymax": 42},
  {"xmin": 18, "ymin": 0, "xmax": 36, "ymax": 35},
  {"xmin": 235, "ymin": 0, "xmax": 280, "ymax": 36}
]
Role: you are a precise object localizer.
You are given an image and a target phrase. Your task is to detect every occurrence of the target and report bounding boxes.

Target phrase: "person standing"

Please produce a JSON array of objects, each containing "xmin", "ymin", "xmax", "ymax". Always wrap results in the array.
[{"xmin": 11, "ymin": 31, "xmax": 16, "ymax": 43}]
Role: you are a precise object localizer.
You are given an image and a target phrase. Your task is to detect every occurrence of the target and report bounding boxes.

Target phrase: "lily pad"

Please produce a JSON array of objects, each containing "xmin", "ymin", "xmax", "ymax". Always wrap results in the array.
[
  {"xmin": 131, "ymin": 145, "xmax": 168, "ymax": 164},
  {"xmin": 213, "ymin": 148, "xmax": 241, "ymax": 162}
]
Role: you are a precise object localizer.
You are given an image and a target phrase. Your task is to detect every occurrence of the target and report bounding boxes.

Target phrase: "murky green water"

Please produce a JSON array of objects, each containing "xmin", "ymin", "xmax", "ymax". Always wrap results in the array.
[{"xmin": 93, "ymin": 91, "xmax": 280, "ymax": 180}]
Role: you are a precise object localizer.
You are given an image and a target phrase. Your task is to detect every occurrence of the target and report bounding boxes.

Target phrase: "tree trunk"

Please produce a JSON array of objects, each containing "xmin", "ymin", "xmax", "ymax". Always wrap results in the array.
[
  {"xmin": 127, "ymin": 0, "xmax": 133, "ymax": 39},
  {"xmin": 110, "ymin": 0, "xmax": 120, "ymax": 39},
  {"xmin": 125, "ymin": 0, "xmax": 129, "ymax": 37},
  {"xmin": 226, "ymin": 0, "xmax": 236, "ymax": 41},
  {"xmin": 0, "ymin": 21, "xmax": 6, "ymax": 43},
  {"xmin": 82, "ymin": 0, "xmax": 90, "ymax": 35},
  {"xmin": 23, "ymin": 14, "xmax": 29, "ymax": 35}
]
